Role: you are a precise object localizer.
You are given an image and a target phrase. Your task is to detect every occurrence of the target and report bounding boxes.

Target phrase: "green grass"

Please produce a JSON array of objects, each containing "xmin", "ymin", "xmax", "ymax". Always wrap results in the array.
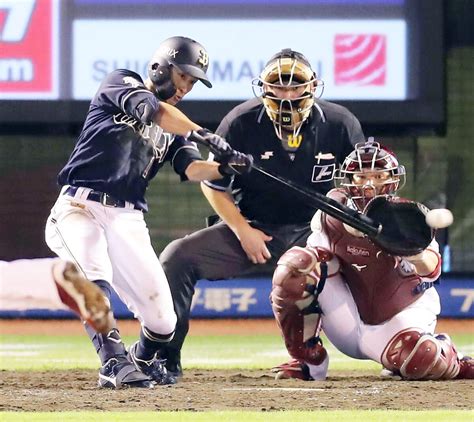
[
  {"xmin": 0, "ymin": 410, "xmax": 473, "ymax": 422},
  {"xmin": 1, "ymin": 330, "xmax": 472, "ymax": 420},
  {"xmin": 1, "ymin": 332, "xmax": 472, "ymax": 372}
]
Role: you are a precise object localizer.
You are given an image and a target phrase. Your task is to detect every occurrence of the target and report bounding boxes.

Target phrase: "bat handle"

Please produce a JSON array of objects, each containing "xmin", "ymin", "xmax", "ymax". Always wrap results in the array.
[
  {"xmin": 186, "ymin": 130, "xmax": 205, "ymax": 144},
  {"xmin": 186, "ymin": 130, "xmax": 222, "ymax": 155}
]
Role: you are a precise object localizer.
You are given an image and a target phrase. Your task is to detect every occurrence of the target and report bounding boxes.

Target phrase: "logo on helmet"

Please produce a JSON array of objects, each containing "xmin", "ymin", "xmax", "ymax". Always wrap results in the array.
[
  {"xmin": 197, "ymin": 49, "xmax": 209, "ymax": 68},
  {"xmin": 165, "ymin": 48, "xmax": 179, "ymax": 58}
]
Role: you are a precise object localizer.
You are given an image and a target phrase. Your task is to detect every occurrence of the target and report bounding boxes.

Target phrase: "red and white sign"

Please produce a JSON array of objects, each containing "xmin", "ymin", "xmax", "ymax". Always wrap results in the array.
[
  {"xmin": 334, "ymin": 34, "xmax": 386, "ymax": 86},
  {"xmin": 0, "ymin": 0, "xmax": 59, "ymax": 98}
]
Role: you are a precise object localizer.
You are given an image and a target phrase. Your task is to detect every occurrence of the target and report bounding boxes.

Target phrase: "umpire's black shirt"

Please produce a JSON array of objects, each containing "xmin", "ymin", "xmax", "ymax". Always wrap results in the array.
[{"xmin": 204, "ymin": 97, "xmax": 364, "ymax": 224}]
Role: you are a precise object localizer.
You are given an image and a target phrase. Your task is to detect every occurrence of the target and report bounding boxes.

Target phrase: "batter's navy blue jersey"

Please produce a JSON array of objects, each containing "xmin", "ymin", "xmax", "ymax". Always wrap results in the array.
[
  {"xmin": 58, "ymin": 69, "xmax": 202, "ymax": 212},
  {"xmin": 204, "ymin": 97, "xmax": 364, "ymax": 224}
]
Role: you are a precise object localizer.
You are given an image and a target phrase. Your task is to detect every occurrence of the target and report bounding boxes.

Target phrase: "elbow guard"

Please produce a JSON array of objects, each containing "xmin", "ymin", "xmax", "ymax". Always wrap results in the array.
[{"xmin": 136, "ymin": 98, "xmax": 159, "ymax": 124}]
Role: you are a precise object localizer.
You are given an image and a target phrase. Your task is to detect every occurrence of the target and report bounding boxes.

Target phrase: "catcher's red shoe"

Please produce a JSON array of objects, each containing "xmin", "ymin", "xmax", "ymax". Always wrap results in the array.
[
  {"xmin": 457, "ymin": 356, "xmax": 474, "ymax": 379},
  {"xmin": 53, "ymin": 261, "xmax": 112, "ymax": 334},
  {"xmin": 272, "ymin": 359, "xmax": 313, "ymax": 381}
]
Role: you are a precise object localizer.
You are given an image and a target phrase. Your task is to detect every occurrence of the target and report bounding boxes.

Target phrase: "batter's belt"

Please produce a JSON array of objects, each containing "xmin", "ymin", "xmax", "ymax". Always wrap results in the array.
[{"xmin": 64, "ymin": 186, "xmax": 142, "ymax": 210}]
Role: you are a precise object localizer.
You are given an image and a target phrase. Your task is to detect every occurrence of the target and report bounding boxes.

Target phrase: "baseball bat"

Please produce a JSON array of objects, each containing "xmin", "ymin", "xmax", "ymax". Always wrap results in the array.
[
  {"xmin": 187, "ymin": 130, "xmax": 381, "ymax": 237},
  {"xmin": 251, "ymin": 164, "xmax": 381, "ymax": 236}
]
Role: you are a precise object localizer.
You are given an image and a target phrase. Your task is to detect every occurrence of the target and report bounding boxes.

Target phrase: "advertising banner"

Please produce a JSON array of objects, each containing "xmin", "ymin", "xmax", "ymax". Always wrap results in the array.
[
  {"xmin": 72, "ymin": 19, "xmax": 406, "ymax": 101},
  {"xmin": 0, "ymin": 0, "xmax": 59, "ymax": 99},
  {"xmin": 1, "ymin": 276, "xmax": 473, "ymax": 319}
]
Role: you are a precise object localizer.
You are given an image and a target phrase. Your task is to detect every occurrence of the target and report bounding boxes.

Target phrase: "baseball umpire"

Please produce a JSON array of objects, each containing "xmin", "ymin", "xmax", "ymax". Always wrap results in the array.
[
  {"xmin": 158, "ymin": 48, "xmax": 365, "ymax": 377},
  {"xmin": 44, "ymin": 36, "xmax": 252, "ymax": 389}
]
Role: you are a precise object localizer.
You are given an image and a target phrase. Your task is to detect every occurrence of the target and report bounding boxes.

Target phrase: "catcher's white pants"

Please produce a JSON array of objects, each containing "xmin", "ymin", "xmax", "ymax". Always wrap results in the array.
[
  {"xmin": 0, "ymin": 258, "xmax": 68, "ymax": 311},
  {"xmin": 318, "ymin": 274, "xmax": 440, "ymax": 363},
  {"xmin": 45, "ymin": 188, "xmax": 176, "ymax": 334}
]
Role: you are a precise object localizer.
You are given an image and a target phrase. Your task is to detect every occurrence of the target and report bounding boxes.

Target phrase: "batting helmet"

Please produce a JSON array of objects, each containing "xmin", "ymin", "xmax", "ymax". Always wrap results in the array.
[
  {"xmin": 252, "ymin": 49, "xmax": 323, "ymax": 139},
  {"xmin": 336, "ymin": 139, "xmax": 406, "ymax": 210},
  {"xmin": 148, "ymin": 36, "xmax": 212, "ymax": 100}
]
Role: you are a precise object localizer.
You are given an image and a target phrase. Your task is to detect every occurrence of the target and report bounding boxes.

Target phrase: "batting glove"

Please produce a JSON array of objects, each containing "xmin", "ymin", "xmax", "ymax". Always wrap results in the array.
[{"xmin": 196, "ymin": 128, "xmax": 234, "ymax": 160}]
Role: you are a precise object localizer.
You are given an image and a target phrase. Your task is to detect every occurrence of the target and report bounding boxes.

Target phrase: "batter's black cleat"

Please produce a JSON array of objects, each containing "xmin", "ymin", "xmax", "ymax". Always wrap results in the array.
[
  {"xmin": 98, "ymin": 355, "xmax": 154, "ymax": 389},
  {"xmin": 128, "ymin": 342, "xmax": 177, "ymax": 385}
]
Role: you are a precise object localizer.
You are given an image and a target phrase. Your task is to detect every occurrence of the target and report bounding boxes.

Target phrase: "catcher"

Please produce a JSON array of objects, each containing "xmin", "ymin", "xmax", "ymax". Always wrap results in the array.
[{"xmin": 271, "ymin": 140, "xmax": 473, "ymax": 381}]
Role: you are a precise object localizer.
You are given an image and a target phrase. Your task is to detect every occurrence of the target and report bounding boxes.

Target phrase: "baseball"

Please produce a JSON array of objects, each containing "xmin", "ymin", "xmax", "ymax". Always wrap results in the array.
[{"xmin": 425, "ymin": 208, "xmax": 454, "ymax": 229}]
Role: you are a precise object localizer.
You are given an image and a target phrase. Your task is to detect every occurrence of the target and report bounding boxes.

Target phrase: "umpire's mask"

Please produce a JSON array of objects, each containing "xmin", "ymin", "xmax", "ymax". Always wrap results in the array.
[{"xmin": 252, "ymin": 49, "xmax": 323, "ymax": 140}]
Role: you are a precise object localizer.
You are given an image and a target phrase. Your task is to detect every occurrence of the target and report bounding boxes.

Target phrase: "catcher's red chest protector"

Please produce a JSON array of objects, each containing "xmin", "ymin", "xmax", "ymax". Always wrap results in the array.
[{"xmin": 323, "ymin": 191, "xmax": 424, "ymax": 325}]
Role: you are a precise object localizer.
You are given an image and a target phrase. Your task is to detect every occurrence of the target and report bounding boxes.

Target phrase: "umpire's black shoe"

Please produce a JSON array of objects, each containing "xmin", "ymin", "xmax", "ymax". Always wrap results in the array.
[
  {"xmin": 98, "ymin": 355, "xmax": 154, "ymax": 389},
  {"xmin": 128, "ymin": 342, "xmax": 177, "ymax": 385},
  {"xmin": 158, "ymin": 347, "xmax": 183, "ymax": 378},
  {"xmin": 165, "ymin": 357, "xmax": 183, "ymax": 378}
]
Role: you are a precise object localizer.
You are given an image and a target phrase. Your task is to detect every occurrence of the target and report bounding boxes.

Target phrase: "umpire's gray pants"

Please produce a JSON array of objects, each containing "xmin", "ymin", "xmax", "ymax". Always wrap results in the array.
[{"xmin": 159, "ymin": 220, "xmax": 312, "ymax": 358}]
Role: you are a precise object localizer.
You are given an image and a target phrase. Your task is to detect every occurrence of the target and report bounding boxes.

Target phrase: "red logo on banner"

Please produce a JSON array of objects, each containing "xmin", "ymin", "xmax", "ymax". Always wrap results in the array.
[
  {"xmin": 334, "ymin": 34, "xmax": 386, "ymax": 86},
  {"xmin": 0, "ymin": 0, "xmax": 56, "ymax": 95}
]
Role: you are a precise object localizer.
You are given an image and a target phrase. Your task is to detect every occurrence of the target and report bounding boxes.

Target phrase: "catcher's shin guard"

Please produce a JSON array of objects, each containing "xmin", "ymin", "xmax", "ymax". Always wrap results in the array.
[
  {"xmin": 271, "ymin": 246, "xmax": 332, "ymax": 366},
  {"xmin": 457, "ymin": 356, "xmax": 474, "ymax": 379},
  {"xmin": 381, "ymin": 329, "xmax": 461, "ymax": 380}
]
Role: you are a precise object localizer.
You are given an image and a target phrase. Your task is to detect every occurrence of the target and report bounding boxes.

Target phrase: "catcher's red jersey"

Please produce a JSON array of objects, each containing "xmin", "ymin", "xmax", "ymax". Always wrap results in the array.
[{"xmin": 310, "ymin": 189, "xmax": 441, "ymax": 325}]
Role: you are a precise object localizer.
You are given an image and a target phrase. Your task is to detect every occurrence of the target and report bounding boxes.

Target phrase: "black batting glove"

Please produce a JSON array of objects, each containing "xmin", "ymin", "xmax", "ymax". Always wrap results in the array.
[
  {"xmin": 196, "ymin": 129, "xmax": 234, "ymax": 160},
  {"xmin": 192, "ymin": 129, "xmax": 253, "ymax": 176},
  {"xmin": 218, "ymin": 151, "xmax": 254, "ymax": 176}
]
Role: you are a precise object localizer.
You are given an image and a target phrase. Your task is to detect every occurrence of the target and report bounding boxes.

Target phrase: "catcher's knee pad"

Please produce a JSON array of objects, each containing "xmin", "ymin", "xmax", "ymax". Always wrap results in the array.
[
  {"xmin": 381, "ymin": 329, "xmax": 460, "ymax": 380},
  {"xmin": 272, "ymin": 246, "xmax": 333, "ymax": 297},
  {"xmin": 270, "ymin": 246, "xmax": 332, "ymax": 366}
]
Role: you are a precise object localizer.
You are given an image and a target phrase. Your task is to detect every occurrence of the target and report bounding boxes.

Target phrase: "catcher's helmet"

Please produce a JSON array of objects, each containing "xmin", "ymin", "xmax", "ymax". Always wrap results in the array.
[
  {"xmin": 252, "ymin": 48, "xmax": 323, "ymax": 139},
  {"xmin": 336, "ymin": 139, "xmax": 406, "ymax": 210},
  {"xmin": 148, "ymin": 36, "xmax": 212, "ymax": 100}
]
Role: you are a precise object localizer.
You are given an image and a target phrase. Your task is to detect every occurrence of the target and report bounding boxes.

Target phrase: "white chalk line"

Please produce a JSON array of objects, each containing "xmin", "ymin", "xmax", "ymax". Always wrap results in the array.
[{"xmin": 223, "ymin": 387, "xmax": 325, "ymax": 392}]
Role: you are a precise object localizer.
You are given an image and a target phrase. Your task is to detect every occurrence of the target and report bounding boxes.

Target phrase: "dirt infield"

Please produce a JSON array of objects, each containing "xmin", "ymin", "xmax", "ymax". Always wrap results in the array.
[
  {"xmin": 0, "ymin": 369, "xmax": 472, "ymax": 412},
  {"xmin": 0, "ymin": 319, "xmax": 473, "ymax": 412}
]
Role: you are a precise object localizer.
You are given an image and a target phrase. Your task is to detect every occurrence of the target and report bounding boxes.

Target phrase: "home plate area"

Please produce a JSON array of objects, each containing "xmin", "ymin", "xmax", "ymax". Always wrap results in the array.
[{"xmin": 0, "ymin": 369, "xmax": 471, "ymax": 412}]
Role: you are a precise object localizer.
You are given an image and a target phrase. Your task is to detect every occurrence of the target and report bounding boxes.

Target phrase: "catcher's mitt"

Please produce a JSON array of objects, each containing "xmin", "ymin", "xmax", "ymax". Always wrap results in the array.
[{"xmin": 364, "ymin": 196, "xmax": 434, "ymax": 256}]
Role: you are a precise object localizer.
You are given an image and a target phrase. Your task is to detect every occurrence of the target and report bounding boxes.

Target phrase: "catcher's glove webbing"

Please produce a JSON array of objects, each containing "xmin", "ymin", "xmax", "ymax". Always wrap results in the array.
[{"xmin": 364, "ymin": 196, "xmax": 434, "ymax": 256}]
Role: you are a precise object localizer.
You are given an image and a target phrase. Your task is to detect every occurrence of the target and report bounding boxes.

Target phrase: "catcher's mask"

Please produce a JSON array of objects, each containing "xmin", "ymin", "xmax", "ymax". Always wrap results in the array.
[
  {"xmin": 336, "ymin": 139, "xmax": 406, "ymax": 210},
  {"xmin": 148, "ymin": 36, "xmax": 212, "ymax": 100},
  {"xmin": 252, "ymin": 48, "xmax": 324, "ymax": 140}
]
